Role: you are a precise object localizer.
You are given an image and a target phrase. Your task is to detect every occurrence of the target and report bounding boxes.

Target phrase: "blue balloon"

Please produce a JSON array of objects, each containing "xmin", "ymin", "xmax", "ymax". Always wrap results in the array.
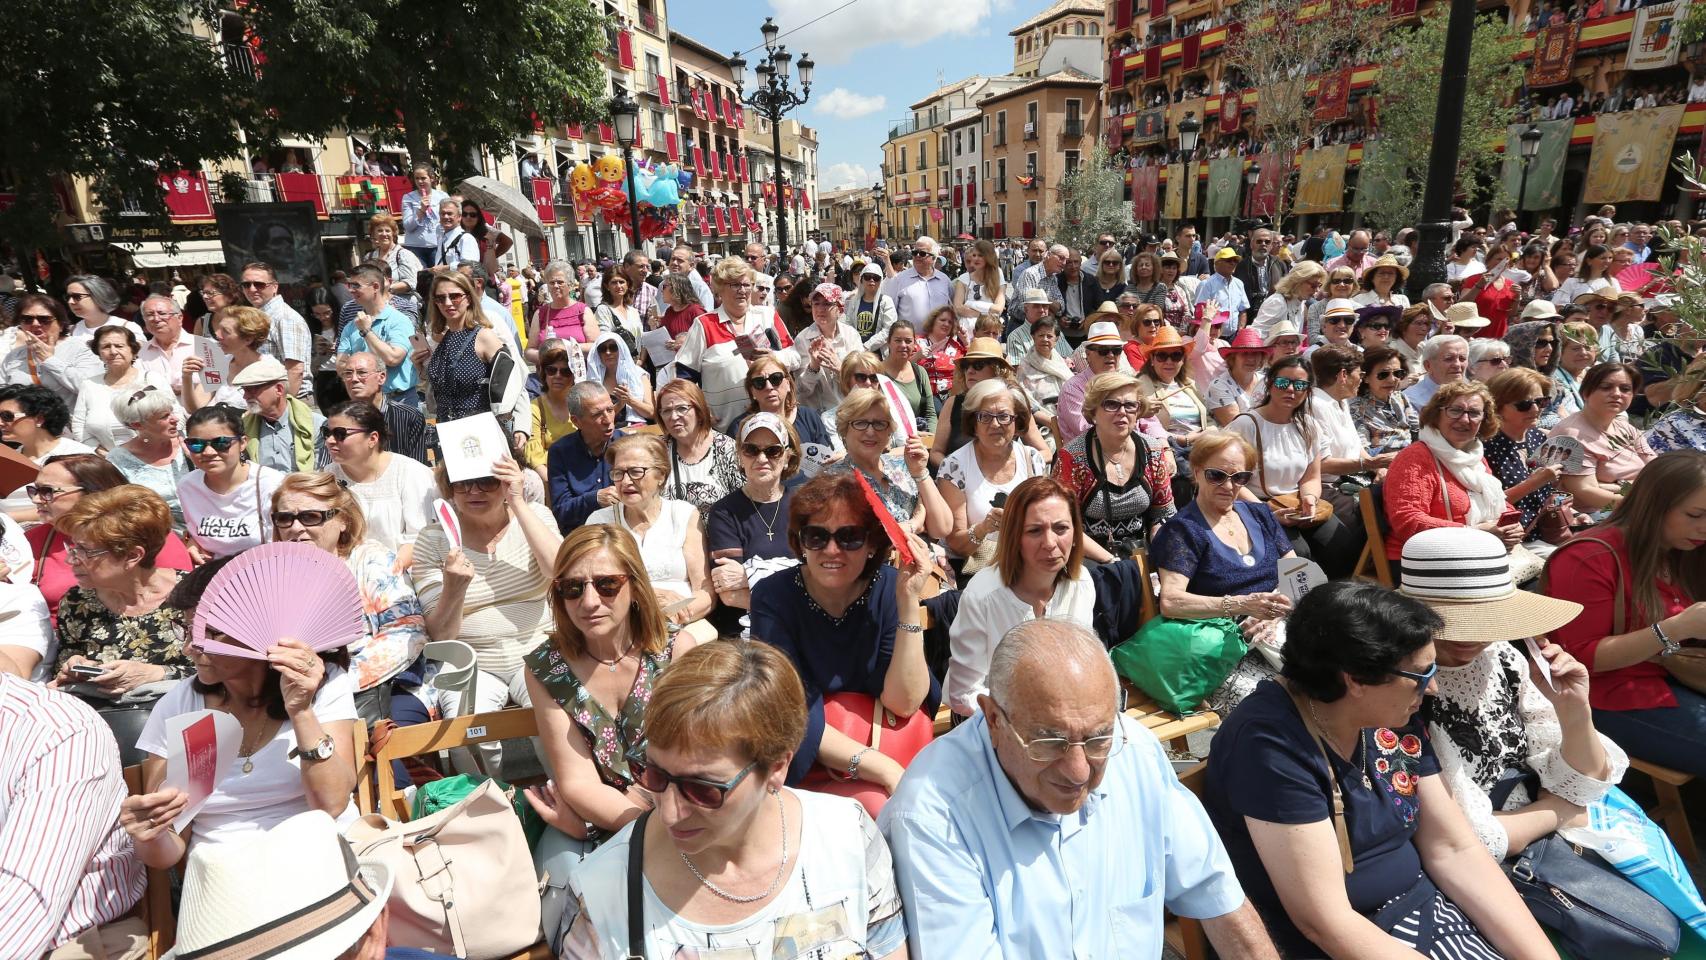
[
  {"xmin": 649, "ymin": 177, "xmax": 680, "ymax": 208},
  {"xmin": 677, "ymin": 170, "xmax": 694, "ymax": 191}
]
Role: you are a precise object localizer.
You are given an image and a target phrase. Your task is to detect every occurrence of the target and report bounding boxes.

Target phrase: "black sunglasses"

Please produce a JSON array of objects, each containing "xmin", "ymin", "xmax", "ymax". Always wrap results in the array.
[
  {"xmin": 740, "ymin": 442, "xmax": 786, "ymax": 460},
  {"xmin": 1510, "ymin": 397, "xmax": 1546, "ymax": 412},
  {"xmin": 963, "ymin": 358, "xmax": 1000, "ymax": 372},
  {"xmin": 543, "ymin": 365, "xmax": 571, "ymax": 377},
  {"xmin": 325, "ymin": 426, "xmax": 375, "ymax": 442},
  {"xmin": 748, "ymin": 372, "xmax": 787, "ymax": 390},
  {"xmin": 1089, "ymin": 346, "xmax": 1125, "ymax": 357},
  {"xmin": 186, "ymin": 435, "xmax": 241, "ymax": 453},
  {"xmin": 1204, "ymin": 467, "xmax": 1254, "ymax": 487},
  {"xmin": 554, "ymin": 574, "xmax": 630, "ymax": 600},
  {"xmin": 799, "ymin": 524, "xmax": 869, "ymax": 552},
  {"xmin": 1374, "ymin": 369, "xmax": 1399, "ymax": 381},
  {"xmin": 451, "ymin": 476, "xmax": 502, "ymax": 493},
  {"xmin": 631, "ymin": 759, "xmax": 755, "ymax": 809},
  {"xmin": 272, "ymin": 508, "xmax": 340, "ymax": 528}
]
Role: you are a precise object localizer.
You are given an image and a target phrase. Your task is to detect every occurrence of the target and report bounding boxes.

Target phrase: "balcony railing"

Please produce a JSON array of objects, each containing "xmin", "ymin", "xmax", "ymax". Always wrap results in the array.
[
  {"xmin": 1023, "ymin": 122, "xmax": 1038, "ymax": 140},
  {"xmin": 637, "ymin": 7, "xmax": 661, "ymax": 35},
  {"xmin": 223, "ymin": 42, "xmax": 258, "ymax": 81},
  {"xmin": 1063, "ymin": 118, "xmax": 1083, "ymax": 138},
  {"xmin": 889, "ymin": 118, "xmax": 921, "ymax": 140}
]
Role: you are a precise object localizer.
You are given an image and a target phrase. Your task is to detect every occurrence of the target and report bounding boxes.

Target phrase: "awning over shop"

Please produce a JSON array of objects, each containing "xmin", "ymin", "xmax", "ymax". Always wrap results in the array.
[{"xmin": 114, "ymin": 240, "xmax": 227, "ymax": 269}]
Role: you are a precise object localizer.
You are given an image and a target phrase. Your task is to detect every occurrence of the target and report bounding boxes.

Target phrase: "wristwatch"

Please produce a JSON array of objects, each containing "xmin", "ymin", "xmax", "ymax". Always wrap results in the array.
[
  {"xmin": 289, "ymin": 734, "xmax": 336, "ymax": 763},
  {"xmin": 1653, "ymin": 621, "xmax": 1682, "ymax": 658}
]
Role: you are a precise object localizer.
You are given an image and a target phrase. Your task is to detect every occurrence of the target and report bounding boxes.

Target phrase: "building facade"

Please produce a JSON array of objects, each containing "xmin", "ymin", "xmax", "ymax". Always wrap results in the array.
[
  {"xmin": 1013, "ymin": 0, "xmax": 1106, "ymax": 78},
  {"xmin": 880, "ymin": 75, "xmax": 1026, "ymax": 243},
  {"xmin": 980, "ymin": 73, "xmax": 1103, "ymax": 240},
  {"xmin": 669, "ymin": 30, "xmax": 759, "ymax": 257}
]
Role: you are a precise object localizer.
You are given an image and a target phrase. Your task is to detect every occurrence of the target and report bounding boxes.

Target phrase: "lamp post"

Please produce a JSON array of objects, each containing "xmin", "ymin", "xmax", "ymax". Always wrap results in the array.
[
  {"xmin": 1410, "ymin": 0, "xmax": 1478, "ymax": 298},
  {"xmin": 730, "ymin": 19, "xmax": 812, "ymax": 259},
  {"xmin": 978, "ymin": 199, "xmax": 989, "ymax": 240},
  {"xmin": 1244, "ymin": 160, "xmax": 1261, "ymax": 226},
  {"xmin": 1176, "ymin": 113, "xmax": 1201, "ymax": 229},
  {"xmin": 608, "ymin": 90, "xmax": 645, "ymax": 254},
  {"xmin": 1516, "ymin": 124, "xmax": 1544, "ymax": 229},
  {"xmin": 872, "ymin": 180, "xmax": 887, "ymax": 244}
]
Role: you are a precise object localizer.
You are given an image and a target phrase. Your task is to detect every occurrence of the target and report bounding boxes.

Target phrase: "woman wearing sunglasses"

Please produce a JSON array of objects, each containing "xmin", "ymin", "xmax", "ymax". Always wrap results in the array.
[
  {"xmin": 0, "ymin": 384, "xmax": 93, "ymax": 524},
  {"xmin": 178, "ymin": 405, "xmax": 287, "ymax": 562},
  {"xmin": 1052, "ymin": 372, "xmax": 1173, "ymax": 562},
  {"xmin": 324, "ymin": 400, "xmax": 436, "ymax": 568},
  {"xmin": 1203, "ymin": 581, "xmax": 1555, "ymax": 960},
  {"xmin": 106, "ymin": 385, "xmax": 190, "ymax": 530},
  {"xmin": 1207, "ymin": 328, "xmax": 1270, "ymax": 427},
  {"xmin": 1351, "ymin": 304, "xmax": 1398, "ymax": 354},
  {"xmin": 1135, "ymin": 327, "xmax": 1208, "ymax": 469},
  {"xmin": 269, "ymin": 472, "xmax": 428, "ymax": 755},
  {"xmin": 587, "ymin": 435, "xmax": 715, "ymax": 638},
  {"xmin": 1228, "ymin": 355, "xmax": 1361, "ymax": 578},
  {"xmin": 583, "ymin": 331, "xmax": 652, "ymax": 426},
  {"xmin": 558, "ymin": 641, "xmax": 910, "ymax": 959},
  {"xmin": 1351, "ymin": 346, "xmax": 1419, "ymax": 456},
  {"xmin": 411, "ymin": 454, "xmax": 561, "ymax": 777},
  {"xmin": 182, "ymin": 305, "xmax": 268, "ymax": 413},
  {"xmin": 522, "ymin": 523, "xmax": 701, "ymax": 946},
  {"xmin": 1483, "ymin": 368, "xmax": 1584, "ymax": 551},
  {"xmin": 0, "ymin": 294, "xmax": 102, "ymax": 409},
  {"xmin": 706, "ymin": 413, "xmax": 804, "ymax": 629},
  {"xmin": 729, "ymin": 354, "xmax": 836, "ymax": 462},
  {"xmin": 523, "ymin": 340, "xmax": 580, "ymax": 485},
  {"xmin": 929, "ymin": 338, "xmax": 1048, "ymax": 470},
  {"xmin": 421, "ymin": 271, "xmax": 505, "ymax": 424},
  {"xmin": 1150, "ymin": 433, "xmax": 1297, "ymax": 712},
  {"xmin": 1305, "ymin": 268, "xmax": 1359, "ymax": 342},
  {"xmin": 750, "ymin": 472, "xmax": 938, "ymax": 811}
]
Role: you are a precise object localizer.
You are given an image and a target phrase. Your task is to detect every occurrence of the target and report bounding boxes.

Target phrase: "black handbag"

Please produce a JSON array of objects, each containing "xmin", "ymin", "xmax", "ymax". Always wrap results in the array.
[{"xmin": 1491, "ymin": 771, "xmax": 1681, "ymax": 959}]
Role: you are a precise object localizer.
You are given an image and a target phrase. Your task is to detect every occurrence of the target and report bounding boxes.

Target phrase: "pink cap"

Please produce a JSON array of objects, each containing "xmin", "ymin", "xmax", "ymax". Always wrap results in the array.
[{"xmin": 811, "ymin": 283, "xmax": 844, "ymax": 307}]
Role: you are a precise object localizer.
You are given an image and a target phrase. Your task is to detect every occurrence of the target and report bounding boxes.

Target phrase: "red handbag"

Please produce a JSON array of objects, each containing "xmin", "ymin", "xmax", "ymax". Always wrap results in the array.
[{"xmin": 803, "ymin": 692, "xmax": 935, "ymax": 816}]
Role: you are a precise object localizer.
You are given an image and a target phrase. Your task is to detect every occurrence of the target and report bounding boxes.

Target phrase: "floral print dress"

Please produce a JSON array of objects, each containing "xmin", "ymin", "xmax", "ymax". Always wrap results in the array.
[
  {"xmin": 54, "ymin": 572, "xmax": 190, "ymax": 677},
  {"xmin": 525, "ymin": 638, "xmax": 675, "ymax": 801}
]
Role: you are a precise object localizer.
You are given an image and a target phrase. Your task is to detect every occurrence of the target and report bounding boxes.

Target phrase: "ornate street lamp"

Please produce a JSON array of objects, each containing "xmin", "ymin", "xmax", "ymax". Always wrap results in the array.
[
  {"xmin": 734, "ymin": 21, "xmax": 812, "ymax": 255},
  {"xmin": 608, "ymin": 90, "xmax": 644, "ymax": 252},
  {"xmin": 1517, "ymin": 123, "xmax": 1544, "ymax": 228}
]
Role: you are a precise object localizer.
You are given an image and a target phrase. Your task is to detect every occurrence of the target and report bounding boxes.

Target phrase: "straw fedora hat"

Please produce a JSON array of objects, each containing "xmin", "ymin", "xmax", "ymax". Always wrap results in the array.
[
  {"xmin": 958, "ymin": 337, "xmax": 1009, "ymax": 365},
  {"xmin": 1398, "ymin": 527, "xmax": 1581, "ymax": 644},
  {"xmin": 167, "ymin": 810, "xmax": 392, "ymax": 960},
  {"xmin": 1361, "ymin": 254, "xmax": 1409, "ymax": 285},
  {"xmin": 1442, "ymin": 301, "xmax": 1490, "ymax": 330},
  {"xmin": 1084, "ymin": 321, "xmax": 1125, "ymax": 346},
  {"xmin": 1262, "ymin": 319, "xmax": 1302, "ymax": 347},
  {"xmin": 1519, "ymin": 299, "xmax": 1559, "ymax": 321},
  {"xmin": 1088, "ymin": 299, "xmax": 1123, "ymax": 320}
]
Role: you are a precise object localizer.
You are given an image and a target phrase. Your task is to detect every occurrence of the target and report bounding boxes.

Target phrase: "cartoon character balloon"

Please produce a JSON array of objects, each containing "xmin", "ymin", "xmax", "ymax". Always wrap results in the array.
[
  {"xmin": 569, "ymin": 162, "xmax": 597, "ymax": 196},
  {"xmin": 593, "ymin": 154, "xmax": 625, "ymax": 186}
]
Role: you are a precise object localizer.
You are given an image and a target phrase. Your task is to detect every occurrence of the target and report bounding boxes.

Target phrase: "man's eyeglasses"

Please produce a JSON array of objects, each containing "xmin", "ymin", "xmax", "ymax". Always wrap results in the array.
[
  {"xmin": 185, "ymin": 435, "xmax": 242, "ymax": 454},
  {"xmin": 748, "ymin": 372, "xmax": 787, "ymax": 390},
  {"xmin": 740, "ymin": 442, "xmax": 786, "ymax": 460},
  {"xmin": 272, "ymin": 508, "xmax": 340, "ymax": 528},
  {"xmin": 239, "ymin": 281, "xmax": 272, "ymax": 290},
  {"xmin": 996, "ymin": 704, "xmax": 1122, "ymax": 763},
  {"xmin": 1324, "ymin": 315, "xmax": 1353, "ymax": 326},
  {"xmin": 554, "ymin": 574, "xmax": 631, "ymax": 600},
  {"xmin": 1088, "ymin": 346, "xmax": 1125, "ymax": 358},
  {"xmin": 911, "ymin": 251, "xmax": 934, "ymax": 259},
  {"xmin": 799, "ymin": 524, "xmax": 869, "ymax": 552},
  {"xmin": 1117, "ymin": 303, "xmax": 1140, "ymax": 311},
  {"xmin": 1392, "ymin": 662, "xmax": 1439, "ymax": 693},
  {"xmin": 631, "ymin": 759, "xmax": 755, "ymax": 809},
  {"xmin": 1204, "ymin": 467, "xmax": 1254, "ymax": 487}
]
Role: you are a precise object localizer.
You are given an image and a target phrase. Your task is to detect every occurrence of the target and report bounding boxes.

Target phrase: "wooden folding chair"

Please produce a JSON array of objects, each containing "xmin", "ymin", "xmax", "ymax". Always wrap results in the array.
[
  {"xmin": 1352, "ymin": 484, "xmax": 1395, "ymax": 587},
  {"xmin": 1132, "ymin": 547, "xmax": 1161, "ymax": 626},
  {"xmin": 1629, "ymin": 758, "xmax": 1699, "ymax": 864},
  {"xmin": 366, "ymin": 707, "xmax": 543, "ymax": 820},
  {"xmin": 123, "ymin": 765, "xmax": 175, "ymax": 960}
]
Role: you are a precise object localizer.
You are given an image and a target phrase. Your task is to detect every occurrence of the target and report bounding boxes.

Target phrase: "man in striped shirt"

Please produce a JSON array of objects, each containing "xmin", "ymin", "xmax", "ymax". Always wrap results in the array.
[{"xmin": 0, "ymin": 673, "xmax": 143, "ymax": 955}]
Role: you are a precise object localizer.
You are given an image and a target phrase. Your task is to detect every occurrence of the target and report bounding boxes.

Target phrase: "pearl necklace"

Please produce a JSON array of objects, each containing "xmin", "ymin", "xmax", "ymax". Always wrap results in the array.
[{"xmin": 680, "ymin": 791, "xmax": 789, "ymax": 903}]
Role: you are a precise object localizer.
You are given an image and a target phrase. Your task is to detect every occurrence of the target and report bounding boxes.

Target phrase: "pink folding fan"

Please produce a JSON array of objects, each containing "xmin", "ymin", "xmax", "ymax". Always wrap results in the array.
[{"xmin": 191, "ymin": 542, "xmax": 365, "ymax": 660}]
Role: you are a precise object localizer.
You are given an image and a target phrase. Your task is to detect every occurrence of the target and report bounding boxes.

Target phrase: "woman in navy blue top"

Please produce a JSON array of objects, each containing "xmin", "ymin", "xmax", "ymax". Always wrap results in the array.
[
  {"xmin": 748, "ymin": 473, "xmax": 939, "ymax": 809},
  {"xmin": 1149, "ymin": 433, "xmax": 1297, "ymax": 711},
  {"xmin": 1202, "ymin": 581, "xmax": 1555, "ymax": 960}
]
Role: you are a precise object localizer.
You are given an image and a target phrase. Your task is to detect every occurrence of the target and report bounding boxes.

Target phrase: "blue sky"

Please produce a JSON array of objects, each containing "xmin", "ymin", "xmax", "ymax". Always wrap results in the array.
[{"xmin": 667, "ymin": 0, "xmax": 1029, "ymax": 192}]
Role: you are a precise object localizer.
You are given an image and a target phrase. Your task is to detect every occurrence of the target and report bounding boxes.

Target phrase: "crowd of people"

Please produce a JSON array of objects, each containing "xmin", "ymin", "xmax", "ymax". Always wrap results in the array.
[{"xmin": 6, "ymin": 195, "xmax": 1706, "ymax": 960}]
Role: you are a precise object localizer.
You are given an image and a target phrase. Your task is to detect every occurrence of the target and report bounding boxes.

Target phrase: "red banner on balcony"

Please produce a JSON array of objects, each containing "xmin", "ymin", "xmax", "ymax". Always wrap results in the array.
[
  {"xmin": 664, "ymin": 131, "xmax": 680, "ymax": 161},
  {"xmin": 1021, "ymin": 221, "xmax": 1036, "ymax": 238},
  {"xmin": 802, "ymin": 191, "xmax": 811, "ymax": 211},
  {"xmin": 383, "ymin": 176, "xmax": 410, "ymax": 214},
  {"xmin": 1529, "ymin": 22, "xmax": 1579, "ymax": 88},
  {"xmin": 1180, "ymin": 33, "xmax": 1201, "ymax": 71},
  {"xmin": 274, "ymin": 173, "xmax": 327, "ymax": 218},
  {"xmin": 597, "ymin": 123, "xmax": 614, "ymax": 143},
  {"xmin": 736, "ymin": 104, "xmax": 745, "ymax": 129},
  {"xmin": 695, "ymin": 206, "xmax": 708, "ymax": 233},
  {"xmin": 157, "ymin": 170, "xmax": 215, "ymax": 222},
  {"xmin": 697, "ymin": 89, "xmax": 710, "ymax": 120},
  {"xmin": 1117, "ymin": 0, "xmax": 1133, "ymax": 29},
  {"xmin": 1220, "ymin": 90, "xmax": 1243, "ymax": 134},
  {"xmin": 692, "ymin": 145, "xmax": 706, "ymax": 173},
  {"xmin": 657, "ymin": 75, "xmax": 671, "ymax": 106},
  {"xmin": 1143, "ymin": 46, "xmax": 1162, "ymax": 82},
  {"xmin": 1150, "ymin": 0, "xmax": 1166, "ymax": 17},
  {"xmin": 1315, "ymin": 68, "xmax": 1351, "ymax": 121},
  {"xmin": 1109, "ymin": 53, "xmax": 1125, "ymax": 89},
  {"xmin": 966, "ymin": 182, "xmax": 976, "ymax": 205},
  {"xmin": 1246, "ymin": 150, "xmax": 1286, "ymax": 217},
  {"xmin": 1131, "ymin": 165, "xmax": 1159, "ymax": 221},
  {"xmin": 739, "ymin": 155, "xmax": 750, "ymax": 181},
  {"xmin": 717, "ymin": 206, "xmax": 731, "ymax": 234},
  {"xmin": 617, "ymin": 29, "xmax": 635, "ymax": 70},
  {"xmin": 531, "ymin": 178, "xmax": 557, "ymax": 225}
]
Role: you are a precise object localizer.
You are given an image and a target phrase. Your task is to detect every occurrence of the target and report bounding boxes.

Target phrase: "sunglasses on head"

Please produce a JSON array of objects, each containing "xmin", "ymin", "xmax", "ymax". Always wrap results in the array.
[
  {"xmin": 740, "ymin": 442, "xmax": 786, "ymax": 460},
  {"xmin": 272, "ymin": 508, "xmax": 340, "ymax": 528},
  {"xmin": 748, "ymin": 372, "xmax": 787, "ymax": 390},
  {"xmin": 451, "ymin": 476, "xmax": 502, "ymax": 493},
  {"xmin": 325, "ymin": 426, "xmax": 375, "ymax": 442},
  {"xmin": 799, "ymin": 524, "xmax": 869, "ymax": 552},
  {"xmin": 1203, "ymin": 467, "xmax": 1254, "ymax": 487},
  {"xmin": 185, "ymin": 435, "xmax": 241, "ymax": 453},
  {"xmin": 631, "ymin": 759, "xmax": 755, "ymax": 809},
  {"xmin": 554, "ymin": 574, "xmax": 630, "ymax": 600}
]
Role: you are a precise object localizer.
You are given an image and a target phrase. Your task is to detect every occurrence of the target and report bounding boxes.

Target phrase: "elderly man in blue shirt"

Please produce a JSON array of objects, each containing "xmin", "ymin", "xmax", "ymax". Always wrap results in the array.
[
  {"xmin": 546, "ymin": 381, "xmax": 623, "ymax": 531},
  {"xmin": 880, "ymin": 619, "xmax": 1279, "ymax": 960},
  {"xmin": 882, "ymin": 236, "xmax": 955, "ymax": 331},
  {"xmin": 1194, "ymin": 247, "xmax": 1252, "ymax": 332}
]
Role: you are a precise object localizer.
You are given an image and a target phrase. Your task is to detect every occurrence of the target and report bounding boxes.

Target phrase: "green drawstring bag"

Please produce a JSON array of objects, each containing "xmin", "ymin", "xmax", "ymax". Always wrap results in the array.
[
  {"xmin": 1109, "ymin": 616, "xmax": 1246, "ymax": 714},
  {"xmin": 411, "ymin": 773, "xmax": 546, "ymax": 852}
]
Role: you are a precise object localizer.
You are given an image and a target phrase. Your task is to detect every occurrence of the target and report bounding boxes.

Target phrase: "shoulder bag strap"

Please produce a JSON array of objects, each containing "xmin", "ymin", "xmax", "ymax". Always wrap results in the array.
[
  {"xmin": 254, "ymin": 465, "xmax": 266, "ymax": 543},
  {"xmin": 626, "ymin": 809, "xmax": 652, "ymax": 960},
  {"xmin": 1234, "ymin": 412, "xmax": 1270, "ymax": 498},
  {"xmin": 669, "ymin": 440, "xmax": 685, "ymax": 501},
  {"xmin": 1563, "ymin": 535, "xmax": 1627, "ymax": 636},
  {"xmin": 1283, "ymin": 685, "xmax": 1355, "ymax": 874}
]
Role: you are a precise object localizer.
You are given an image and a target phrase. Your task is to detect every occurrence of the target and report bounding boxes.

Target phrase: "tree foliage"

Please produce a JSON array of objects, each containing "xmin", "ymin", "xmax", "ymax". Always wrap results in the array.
[
  {"xmin": 0, "ymin": 0, "xmax": 259, "ymax": 261},
  {"xmin": 243, "ymin": 0, "xmax": 613, "ymax": 181},
  {"xmin": 1356, "ymin": 10, "xmax": 1524, "ymax": 230},
  {"xmin": 1045, "ymin": 145, "xmax": 1135, "ymax": 252},
  {"xmin": 1221, "ymin": 0, "xmax": 1388, "ymax": 224}
]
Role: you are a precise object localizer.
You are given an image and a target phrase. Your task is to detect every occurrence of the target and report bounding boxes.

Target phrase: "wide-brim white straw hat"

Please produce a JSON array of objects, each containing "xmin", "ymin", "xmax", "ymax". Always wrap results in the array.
[{"xmin": 1398, "ymin": 527, "xmax": 1581, "ymax": 644}]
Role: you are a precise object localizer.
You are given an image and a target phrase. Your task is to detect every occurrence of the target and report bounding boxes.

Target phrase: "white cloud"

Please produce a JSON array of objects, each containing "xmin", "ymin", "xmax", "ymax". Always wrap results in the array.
[
  {"xmin": 816, "ymin": 88, "xmax": 887, "ymax": 120},
  {"xmin": 822, "ymin": 162, "xmax": 873, "ymax": 191},
  {"xmin": 768, "ymin": 0, "xmax": 1003, "ymax": 65}
]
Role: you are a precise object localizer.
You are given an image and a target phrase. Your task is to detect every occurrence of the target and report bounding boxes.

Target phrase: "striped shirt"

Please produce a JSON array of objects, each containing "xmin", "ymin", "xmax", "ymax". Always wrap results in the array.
[
  {"xmin": 0, "ymin": 674, "xmax": 143, "ymax": 955},
  {"xmin": 409, "ymin": 501, "xmax": 555, "ymax": 676}
]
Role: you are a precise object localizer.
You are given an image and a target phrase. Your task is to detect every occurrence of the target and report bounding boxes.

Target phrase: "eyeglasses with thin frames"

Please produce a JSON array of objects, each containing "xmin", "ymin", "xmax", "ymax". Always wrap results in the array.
[{"xmin": 996, "ymin": 703, "xmax": 1123, "ymax": 763}]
